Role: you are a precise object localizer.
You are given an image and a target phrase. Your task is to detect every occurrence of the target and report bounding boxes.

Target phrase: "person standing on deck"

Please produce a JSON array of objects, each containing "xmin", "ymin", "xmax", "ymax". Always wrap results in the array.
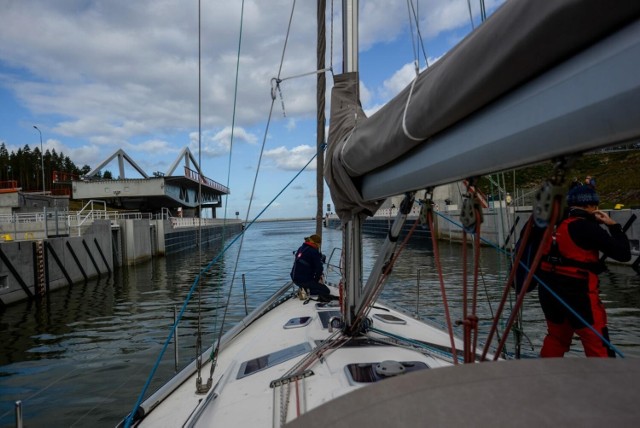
[
  {"xmin": 290, "ymin": 234, "xmax": 331, "ymax": 299},
  {"xmin": 537, "ymin": 185, "xmax": 631, "ymax": 357}
]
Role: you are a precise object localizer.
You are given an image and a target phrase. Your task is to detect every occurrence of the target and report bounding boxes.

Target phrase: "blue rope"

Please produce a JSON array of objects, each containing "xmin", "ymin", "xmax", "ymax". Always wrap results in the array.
[
  {"xmin": 433, "ymin": 210, "xmax": 624, "ymax": 358},
  {"xmin": 124, "ymin": 150, "xmax": 322, "ymax": 426}
]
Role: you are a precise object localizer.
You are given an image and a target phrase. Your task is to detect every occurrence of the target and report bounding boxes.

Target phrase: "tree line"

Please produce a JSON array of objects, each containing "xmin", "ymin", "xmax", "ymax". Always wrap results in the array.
[{"xmin": 0, "ymin": 142, "xmax": 91, "ymax": 192}]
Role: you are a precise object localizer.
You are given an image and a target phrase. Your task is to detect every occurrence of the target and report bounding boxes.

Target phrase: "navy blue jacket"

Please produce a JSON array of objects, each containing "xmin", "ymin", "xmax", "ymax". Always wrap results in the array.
[{"xmin": 290, "ymin": 242, "xmax": 323, "ymax": 284}]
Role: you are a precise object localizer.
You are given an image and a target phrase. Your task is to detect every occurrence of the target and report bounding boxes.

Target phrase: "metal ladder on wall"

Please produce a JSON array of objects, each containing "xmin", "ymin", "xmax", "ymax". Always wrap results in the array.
[{"xmin": 36, "ymin": 240, "xmax": 46, "ymax": 297}]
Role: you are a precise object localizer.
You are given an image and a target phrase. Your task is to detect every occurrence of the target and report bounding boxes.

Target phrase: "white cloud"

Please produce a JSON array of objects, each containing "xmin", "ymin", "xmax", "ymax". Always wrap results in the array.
[
  {"xmin": 380, "ymin": 62, "xmax": 419, "ymax": 100},
  {"xmin": 375, "ymin": 54, "xmax": 441, "ymax": 103},
  {"xmin": 0, "ymin": 1, "xmax": 318, "ymax": 152},
  {"xmin": 127, "ymin": 139, "xmax": 178, "ymax": 154},
  {"xmin": 188, "ymin": 126, "xmax": 259, "ymax": 158},
  {"xmin": 264, "ymin": 145, "xmax": 317, "ymax": 171},
  {"xmin": 364, "ymin": 103, "xmax": 385, "ymax": 118},
  {"xmin": 45, "ymin": 139, "xmax": 101, "ymax": 166},
  {"xmin": 0, "ymin": 0, "xmax": 505, "ymax": 219},
  {"xmin": 0, "ymin": 1, "xmax": 495, "ymax": 155},
  {"xmin": 359, "ymin": 81, "xmax": 372, "ymax": 108}
]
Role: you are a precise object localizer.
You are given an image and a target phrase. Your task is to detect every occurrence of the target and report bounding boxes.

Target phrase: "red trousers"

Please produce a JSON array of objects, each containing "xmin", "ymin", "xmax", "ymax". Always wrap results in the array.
[{"xmin": 540, "ymin": 296, "xmax": 614, "ymax": 357}]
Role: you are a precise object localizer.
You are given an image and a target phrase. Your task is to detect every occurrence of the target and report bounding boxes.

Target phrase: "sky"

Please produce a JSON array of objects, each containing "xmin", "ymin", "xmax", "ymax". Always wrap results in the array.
[{"xmin": 0, "ymin": 0, "xmax": 504, "ymax": 220}]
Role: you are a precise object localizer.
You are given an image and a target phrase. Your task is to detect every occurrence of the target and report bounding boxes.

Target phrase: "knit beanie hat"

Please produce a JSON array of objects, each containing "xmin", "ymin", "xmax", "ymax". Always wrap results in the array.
[
  {"xmin": 309, "ymin": 234, "xmax": 322, "ymax": 245},
  {"xmin": 566, "ymin": 185, "xmax": 600, "ymax": 207}
]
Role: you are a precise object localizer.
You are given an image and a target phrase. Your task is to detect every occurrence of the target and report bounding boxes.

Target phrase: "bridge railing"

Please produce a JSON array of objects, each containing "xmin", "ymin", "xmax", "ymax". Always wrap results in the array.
[
  {"xmin": 168, "ymin": 217, "xmax": 239, "ymax": 228},
  {"xmin": 0, "ymin": 203, "xmax": 239, "ymax": 240},
  {"xmin": 183, "ymin": 166, "xmax": 229, "ymax": 194}
]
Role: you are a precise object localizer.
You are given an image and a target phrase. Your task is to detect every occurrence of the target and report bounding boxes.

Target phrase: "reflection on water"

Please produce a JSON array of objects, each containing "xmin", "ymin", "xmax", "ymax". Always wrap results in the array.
[{"xmin": 1, "ymin": 220, "xmax": 639, "ymax": 426}]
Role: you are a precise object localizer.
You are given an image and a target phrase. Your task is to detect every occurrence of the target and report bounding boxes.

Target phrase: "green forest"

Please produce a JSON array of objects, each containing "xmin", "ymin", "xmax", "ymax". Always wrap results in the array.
[
  {"xmin": 479, "ymin": 149, "xmax": 640, "ymax": 210},
  {"xmin": 0, "ymin": 142, "xmax": 91, "ymax": 193},
  {"xmin": 1, "ymin": 142, "xmax": 638, "ymax": 210}
]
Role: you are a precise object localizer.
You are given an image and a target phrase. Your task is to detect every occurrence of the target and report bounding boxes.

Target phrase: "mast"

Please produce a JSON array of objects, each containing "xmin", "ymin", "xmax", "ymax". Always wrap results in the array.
[
  {"xmin": 341, "ymin": 0, "xmax": 362, "ymax": 332},
  {"xmin": 315, "ymin": 0, "xmax": 326, "ymax": 237},
  {"xmin": 342, "ymin": 0, "xmax": 358, "ymax": 72}
]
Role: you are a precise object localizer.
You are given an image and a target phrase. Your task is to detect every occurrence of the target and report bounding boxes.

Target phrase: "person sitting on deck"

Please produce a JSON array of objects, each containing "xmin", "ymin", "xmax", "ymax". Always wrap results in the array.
[
  {"xmin": 290, "ymin": 234, "xmax": 331, "ymax": 301},
  {"xmin": 536, "ymin": 185, "xmax": 631, "ymax": 357}
]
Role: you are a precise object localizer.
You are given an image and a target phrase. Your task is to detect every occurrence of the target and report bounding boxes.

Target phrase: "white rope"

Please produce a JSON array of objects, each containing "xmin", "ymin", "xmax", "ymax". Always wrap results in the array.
[{"xmin": 401, "ymin": 74, "xmax": 424, "ymax": 142}]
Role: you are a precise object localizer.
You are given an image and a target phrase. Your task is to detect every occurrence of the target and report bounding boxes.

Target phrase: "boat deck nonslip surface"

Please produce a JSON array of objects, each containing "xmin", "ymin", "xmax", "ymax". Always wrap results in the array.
[{"xmin": 135, "ymin": 285, "xmax": 460, "ymax": 427}]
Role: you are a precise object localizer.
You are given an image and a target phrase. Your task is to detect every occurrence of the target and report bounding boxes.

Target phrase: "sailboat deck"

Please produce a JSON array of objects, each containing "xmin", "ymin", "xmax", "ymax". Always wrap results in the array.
[{"xmin": 136, "ymin": 285, "xmax": 459, "ymax": 427}]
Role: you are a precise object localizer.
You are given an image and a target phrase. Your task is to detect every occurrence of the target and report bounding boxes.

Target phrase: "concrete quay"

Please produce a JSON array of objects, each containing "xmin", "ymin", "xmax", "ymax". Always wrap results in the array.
[{"xmin": 0, "ymin": 217, "xmax": 243, "ymax": 307}]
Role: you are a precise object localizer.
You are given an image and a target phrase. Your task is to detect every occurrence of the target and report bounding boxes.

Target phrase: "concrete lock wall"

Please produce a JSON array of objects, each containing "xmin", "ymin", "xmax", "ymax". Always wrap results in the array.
[
  {"xmin": 1, "ymin": 216, "xmax": 243, "ymax": 306},
  {"xmin": 115, "ymin": 219, "xmax": 242, "ymax": 265},
  {"xmin": 0, "ymin": 220, "xmax": 113, "ymax": 306},
  {"xmin": 120, "ymin": 218, "xmax": 153, "ymax": 265},
  {"xmin": 0, "ymin": 240, "xmax": 38, "ymax": 305}
]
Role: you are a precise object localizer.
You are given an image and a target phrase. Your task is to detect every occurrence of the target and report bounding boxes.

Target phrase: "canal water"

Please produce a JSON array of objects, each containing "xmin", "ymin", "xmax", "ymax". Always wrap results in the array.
[{"xmin": 1, "ymin": 219, "xmax": 639, "ymax": 427}]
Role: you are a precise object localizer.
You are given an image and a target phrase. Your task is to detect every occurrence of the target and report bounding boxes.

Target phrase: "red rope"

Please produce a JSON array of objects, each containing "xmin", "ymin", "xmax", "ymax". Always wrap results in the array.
[
  {"xmin": 462, "ymin": 229, "xmax": 468, "ymax": 321},
  {"xmin": 480, "ymin": 216, "xmax": 534, "ymax": 361},
  {"xmin": 427, "ymin": 209, "xmax": 459, "ymax": 364},
  {"xmin": 492, "ymin": 198, "xmax": 562, "ymax": 360},
  {"xmin": 295, "ymin": 379, "xmax": 300, "ymax": 417},
  {"xmin": 471, "ymin": 210, "xmax": 482, "ymax": 360},
  {"xmin": 460, "ymin": 183, "xmax": 482, "ymax": 363},
  {"xmin": 479, "ymin": 197, "xmax": 562, "ymax": 360}
]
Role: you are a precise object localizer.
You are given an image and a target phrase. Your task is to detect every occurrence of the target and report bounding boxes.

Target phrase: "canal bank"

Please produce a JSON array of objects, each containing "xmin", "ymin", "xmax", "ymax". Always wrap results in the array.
[{"xmin": 0, "ymin": 217, "xmax": 243, "ymax": 307}]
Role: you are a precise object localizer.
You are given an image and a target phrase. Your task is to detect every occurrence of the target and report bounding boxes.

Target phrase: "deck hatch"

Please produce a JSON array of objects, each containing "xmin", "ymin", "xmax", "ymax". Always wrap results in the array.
[
  {"xmin": 345, "ymin": 361, "xmax": 429, "ymax": 384},
  {"xmin": 237, "ymin": 342, "xmax": 313, "ymax": 379},
  {"xmin": 372, "ymin": 313, "xmax": 407, "ymax": 324},
  {"xmin": 283, "ymin": 316, "xmax": 312, "ymax": 329}
]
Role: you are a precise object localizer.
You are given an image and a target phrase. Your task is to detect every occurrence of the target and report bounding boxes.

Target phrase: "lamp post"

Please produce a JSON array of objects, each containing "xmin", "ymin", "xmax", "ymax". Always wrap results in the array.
[{"xmin": 33, "ymin": 125, "xmax": 45, "ymax": 194}]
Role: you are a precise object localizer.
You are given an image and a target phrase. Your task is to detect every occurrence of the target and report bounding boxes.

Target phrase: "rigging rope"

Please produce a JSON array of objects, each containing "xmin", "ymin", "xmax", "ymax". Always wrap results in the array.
[
  {"xmin": 352, "ymin": 215, "xmax": 421, "ymax": 331},
  {"xmin": 406, "ymin": 0, "xmax": 420, "ymax": 76},
  {"xmin": 424, "ymin": 192, "xmax": 459, "ymax": 364},
  {"xmin": 125, "ymin": 1, "xmax": 331, "ymax": 422},
  {"xmin": 268, "ymin": 0, "xmax": 333, "ymax": 118},
  {"xmin": 124, "ymin": 145, "xmax": 323, "ymax": 427},
  {"xmin": 207, "ymin": 0, "xmax": 299, "ymax": 386},
  {"xmin": 459, "ymin": 178, "xmax": 483, "ymax": 363},
  {"xmin": 370, "ymin": 327, "xmax": 465, "ymax": 364},
  {"xmin": 195, "ymin": 0, "xmax": 209, "ymax": 395},
  {"xmin": 431, "ymin": 188, "xmax": 623, "ymax": 360},
  {"xmin": 406, "ymin": 0, "xmax": 430, "ymax": 69},
  {"xmin": 490, "ymin": 198, "xmax": 563, "ymax": 360},
  {"xmin": 316, "ymin": 0, "xmax": 327, "ymax": 237},
  {"xmin": 466, "ymin": 0, "xmax": 475, "ymax": 30},
  {"xmin": 477, "ymin": 157, "xmax": 625, "ymax": 360},
  {"xmin": 198, "ymin": 0, "xmax": 248, "ymax": 393},
  {"xmin": 495, "ymin": 171, "xmax": 526, "ymax": 357}
]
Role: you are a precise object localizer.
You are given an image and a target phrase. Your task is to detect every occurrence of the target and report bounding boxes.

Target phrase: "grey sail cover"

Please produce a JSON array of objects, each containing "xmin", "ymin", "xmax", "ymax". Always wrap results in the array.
[
  {"xmin": 325, "ymin": 0, "xmax": 640, "ymax": 223},
  {"xmin": 325, "ymin": 72, "xmax": 381, "ymax": 221}
]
